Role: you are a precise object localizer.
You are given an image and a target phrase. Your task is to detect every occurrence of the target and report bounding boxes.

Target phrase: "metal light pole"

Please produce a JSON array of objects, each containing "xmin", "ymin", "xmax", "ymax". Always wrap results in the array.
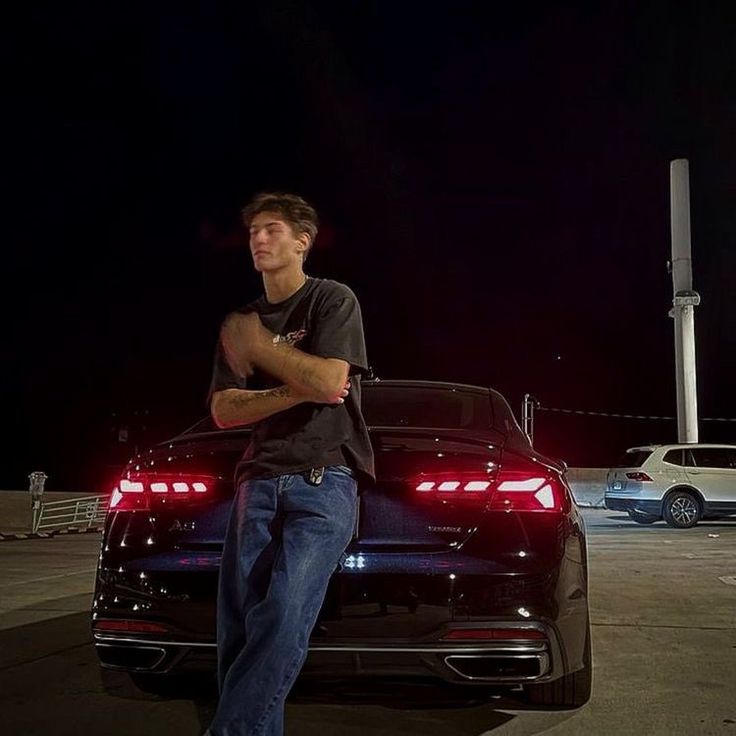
[
  {"xmin": 668, "ymin": 159, "xmax": 700, "ymax": 443},
  {"xmin": 522, "ymin": 394, "xmax": 538, "ymax": 445}
]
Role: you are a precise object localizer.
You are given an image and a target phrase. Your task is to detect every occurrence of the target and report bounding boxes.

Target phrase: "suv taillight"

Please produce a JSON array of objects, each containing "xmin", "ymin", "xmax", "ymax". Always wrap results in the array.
[
  {"xmin": 109, "ymin": 473, "xmax": 216, "ymax": 511},
  {"xmin": 625, "ymin": 472, "xmax": 653, "ymax": 482}
]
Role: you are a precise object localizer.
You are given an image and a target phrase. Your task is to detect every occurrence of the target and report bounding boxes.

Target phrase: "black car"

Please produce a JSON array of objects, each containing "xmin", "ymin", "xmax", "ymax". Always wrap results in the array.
[{"xmin": 92, "ymin": 379, "xmax": 591, "ymax": 708}]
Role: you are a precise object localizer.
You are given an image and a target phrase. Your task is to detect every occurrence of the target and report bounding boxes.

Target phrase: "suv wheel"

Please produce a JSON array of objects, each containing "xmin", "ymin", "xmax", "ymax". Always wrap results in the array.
[
  {"xmin": 627, "ymin": 509, "xmax": 658, "ymax": 525},
  {"xmin": 663, "ymin": 491, "xmax": 701, "ymax": 528}
]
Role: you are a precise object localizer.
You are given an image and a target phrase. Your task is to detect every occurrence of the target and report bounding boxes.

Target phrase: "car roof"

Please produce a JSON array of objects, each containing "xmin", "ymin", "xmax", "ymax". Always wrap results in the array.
[
  {"xmin": 627, "ymin": 444, "xmax": 736, "ymax": 451},
  {"xmin": 363, "ymin": 379, "xmax": 490, "ymax": 395},
  {"xmin": 363, "ymin": 379, "xmax": 520, "ymax": 410}
]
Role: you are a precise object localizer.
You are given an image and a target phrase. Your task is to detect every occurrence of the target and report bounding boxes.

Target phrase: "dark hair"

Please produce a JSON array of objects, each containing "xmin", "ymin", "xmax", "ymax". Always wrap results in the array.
[{"xmin": 241, "ymin": 192, "xmax": 319, "ymax": 260}]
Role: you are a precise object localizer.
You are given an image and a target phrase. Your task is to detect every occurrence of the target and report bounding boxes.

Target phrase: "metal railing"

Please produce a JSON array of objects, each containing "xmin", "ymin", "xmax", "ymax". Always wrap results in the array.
[{"xmin": 33, "ymin": 494, "xmax": 109, "ymax": 533}]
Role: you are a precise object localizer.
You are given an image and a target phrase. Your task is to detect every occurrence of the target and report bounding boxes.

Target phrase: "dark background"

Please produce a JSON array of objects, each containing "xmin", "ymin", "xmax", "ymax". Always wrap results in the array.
[{"xmin": 4, "ymin": 1, "xmax": 736, "ymax": 490}]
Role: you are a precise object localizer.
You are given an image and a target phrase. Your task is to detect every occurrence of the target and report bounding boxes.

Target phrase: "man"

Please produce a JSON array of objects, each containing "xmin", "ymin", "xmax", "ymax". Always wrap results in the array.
[{"xmin": 205, "ymin": 192, "xmax": 374, "ymax": 736}]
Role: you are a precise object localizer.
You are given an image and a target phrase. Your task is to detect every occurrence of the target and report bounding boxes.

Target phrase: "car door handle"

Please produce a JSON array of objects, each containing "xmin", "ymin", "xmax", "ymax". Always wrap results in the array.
[{"xmin": 689, "ymin": 470, "xmax": 700, "ymax": 474}]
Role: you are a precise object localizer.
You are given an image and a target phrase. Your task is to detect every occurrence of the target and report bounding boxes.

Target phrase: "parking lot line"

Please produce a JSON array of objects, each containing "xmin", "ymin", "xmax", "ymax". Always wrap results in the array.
[{"xmin": 0, "ymin": 568, "xmax": 97, "ymax": 588}]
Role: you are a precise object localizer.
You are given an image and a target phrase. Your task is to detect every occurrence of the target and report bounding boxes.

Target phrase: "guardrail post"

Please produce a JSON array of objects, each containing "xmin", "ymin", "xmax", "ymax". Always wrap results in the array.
[
  {"xmin": 29, "ymin": 471, "xmax": 48, "ymax": 532},
  {"xmin": 86, "ymin": 498, "xmax": 99, "ymax": 529}
]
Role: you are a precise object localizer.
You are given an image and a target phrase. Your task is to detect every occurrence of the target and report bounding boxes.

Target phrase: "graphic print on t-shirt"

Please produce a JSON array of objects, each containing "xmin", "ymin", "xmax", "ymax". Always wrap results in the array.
[{"xmin": 272, "ymin": 328, "xmax": 307, "ymax": 347}]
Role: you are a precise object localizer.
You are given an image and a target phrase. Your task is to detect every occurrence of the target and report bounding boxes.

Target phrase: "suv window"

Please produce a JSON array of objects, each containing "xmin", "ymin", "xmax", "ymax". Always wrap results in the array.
[
  {"xmin": 689, "ymin": 448, "xmax": 736, "ymax": 469},
  {"xmin": 662, "ymin": 449, "xmax": 684, "ymax": 466},
  {"xmin": 615, "ymin": 450, "xmax": 653, "ymax": 468}
]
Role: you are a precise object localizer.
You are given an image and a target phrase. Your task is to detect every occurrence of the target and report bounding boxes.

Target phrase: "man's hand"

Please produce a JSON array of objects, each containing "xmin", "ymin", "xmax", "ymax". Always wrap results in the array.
[
  {"xmin": 219, "ymin": 311, "xmax": 269, "ymax": 378},
  {"xmin": 220, "ymin": 311, "xmax": 352, "ymax": 404}
]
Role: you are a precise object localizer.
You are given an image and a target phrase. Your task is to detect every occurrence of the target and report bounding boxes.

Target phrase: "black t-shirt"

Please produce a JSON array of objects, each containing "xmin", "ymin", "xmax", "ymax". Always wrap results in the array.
[{"xmin": 208, "ymin": 277, "xmax": 375, "ymax": 490}]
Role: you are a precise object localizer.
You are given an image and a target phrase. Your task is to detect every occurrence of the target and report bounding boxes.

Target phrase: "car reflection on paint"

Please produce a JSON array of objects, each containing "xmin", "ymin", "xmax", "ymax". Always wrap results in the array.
[{"xmin": 91, "ymin": 380, "xmax": 591, "ymax": 708}]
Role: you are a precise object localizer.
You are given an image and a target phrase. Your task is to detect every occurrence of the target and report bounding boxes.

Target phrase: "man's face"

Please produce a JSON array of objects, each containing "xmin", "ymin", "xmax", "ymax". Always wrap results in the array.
[{"xmin": 248, "ymin": 210, "xmax": 308, "ymax": 273}]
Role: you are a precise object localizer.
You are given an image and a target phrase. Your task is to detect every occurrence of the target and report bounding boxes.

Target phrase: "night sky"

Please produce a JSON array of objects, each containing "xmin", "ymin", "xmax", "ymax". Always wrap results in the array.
[{"xmin": 5, "ymin": 1, "xmax": 736, "ymax": 491}]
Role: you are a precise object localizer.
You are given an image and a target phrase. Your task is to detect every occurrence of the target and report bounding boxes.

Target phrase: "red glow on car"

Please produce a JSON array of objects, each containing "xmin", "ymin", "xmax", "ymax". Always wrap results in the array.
[
  {"xmin": 414, "ymin": 463, "xmax": 566, "ymax": 512},
  {"xmin": 441, "ymin": 628, "xmax": 546, "ymax": 640},
  {"xmin": 93, "ymin": 619, "xmax": 170, "ymax": 633},
  {"xmin": 109, "ymin": 473, "xmax": 216, "ymax": 511}
]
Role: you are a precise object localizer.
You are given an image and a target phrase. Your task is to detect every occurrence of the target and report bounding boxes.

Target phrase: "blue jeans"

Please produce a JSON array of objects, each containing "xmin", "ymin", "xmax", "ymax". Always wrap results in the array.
[{"xmin": 207, "ymin": 465, "xmax": 358, "ymax": 736}]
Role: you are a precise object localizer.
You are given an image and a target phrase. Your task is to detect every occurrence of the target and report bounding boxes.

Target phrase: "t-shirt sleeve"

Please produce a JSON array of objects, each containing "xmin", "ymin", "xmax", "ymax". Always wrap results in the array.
[
  {"xmin": 309, "ymin": 284, "xmax": 369, "ymax": 375},
  {"xmin": 206, "ymin": 338, "xmax": 247, "ymax": 407}
]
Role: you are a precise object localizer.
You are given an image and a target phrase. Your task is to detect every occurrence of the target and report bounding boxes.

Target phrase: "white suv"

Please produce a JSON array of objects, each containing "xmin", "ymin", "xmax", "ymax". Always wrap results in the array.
[{"xmin": 605, "ymin": 444, "xmax": 736, "ymax": 528}]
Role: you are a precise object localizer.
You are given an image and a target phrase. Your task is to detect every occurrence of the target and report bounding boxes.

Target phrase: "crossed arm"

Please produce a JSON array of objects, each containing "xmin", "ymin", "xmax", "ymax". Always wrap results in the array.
[{"xmin": 210, "ymin": 312, "xmax": 351, "ymax": 428}]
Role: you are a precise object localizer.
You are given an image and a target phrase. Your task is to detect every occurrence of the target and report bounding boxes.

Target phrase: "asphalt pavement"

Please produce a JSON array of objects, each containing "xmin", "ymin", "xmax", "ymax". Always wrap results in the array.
[{"xmin": 0, "ymin": 510, "xmax": 734, "ymax": 735}]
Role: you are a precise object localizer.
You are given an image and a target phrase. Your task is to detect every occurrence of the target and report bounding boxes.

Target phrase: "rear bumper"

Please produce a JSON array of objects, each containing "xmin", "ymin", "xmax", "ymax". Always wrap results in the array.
[
  {"xmin": 605, "ymin": 496, "xmax": 662, "ymax": 515},
  {"xmin": 93, "ymin": 621, "xmax": 569, "ymax": 686},
  {"xmin": 93, "ymin": 515, "xmax": 589, "ymax": 688}
]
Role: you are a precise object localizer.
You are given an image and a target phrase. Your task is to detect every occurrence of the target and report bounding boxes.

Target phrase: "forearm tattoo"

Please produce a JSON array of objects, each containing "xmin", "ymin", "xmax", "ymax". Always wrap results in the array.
[
  {"xmin": 219, "ymin": 385, "xmax": 296, "ymax": 425},
  {"xmin": 271, "ymin": 342, "xmax": 318, "ymax": 391},
  {"xmin": 230, "ymin": 386, "xmax": 292, "ymax": 408}
]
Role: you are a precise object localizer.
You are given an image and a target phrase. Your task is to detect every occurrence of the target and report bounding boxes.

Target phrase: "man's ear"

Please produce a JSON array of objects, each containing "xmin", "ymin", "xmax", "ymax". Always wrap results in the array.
[{"xmin": 297, "ymin": 232, "xmax": 310, "ymax": 254}]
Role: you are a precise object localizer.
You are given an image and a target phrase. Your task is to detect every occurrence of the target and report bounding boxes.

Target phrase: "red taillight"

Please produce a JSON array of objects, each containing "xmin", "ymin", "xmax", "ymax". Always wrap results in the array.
[
  {"xmin": 490, "ymin": 468, "xmax": 565, "ymax": 512},
  {"xmin": 416, "ymin": 479, "xmax": 491, "ymax": 493},
  {"xmin": 93, "ymin": 619, "xmax": 170, "ymax": 633},
  {"xmin": 413, "ymin": 464, "xmax": 566, "ymax": 512},
  {"xmin": 413, "ymin": 472, "xmax": 494, "ymax": 506},
  {"xmin": 625, "ymin": 472, "xmax": 653, "ymax": 482},
  {"xmin": 441, "ymin": 628, "xmax": 546, "ymax": 640},
  {"xmin": 109, "ymin": 474, "xmax": 215, "ymax": 511}
]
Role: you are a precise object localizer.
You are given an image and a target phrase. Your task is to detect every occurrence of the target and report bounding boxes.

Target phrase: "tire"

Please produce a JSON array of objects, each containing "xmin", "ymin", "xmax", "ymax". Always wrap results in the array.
[
  {"xmin": 524, "ymin": 625, "xmax": 592, "ymax": 708},
  {"xmin": 627, "ymin": 509, "xmax": 658, "ymax": 525},
  {"xmin": 662, "ymin": 490, "xmax": 701, "ymax": 528}
]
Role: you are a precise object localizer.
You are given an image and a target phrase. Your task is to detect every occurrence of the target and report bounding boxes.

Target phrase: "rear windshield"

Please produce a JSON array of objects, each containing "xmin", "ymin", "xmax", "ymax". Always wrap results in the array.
[
  {"xmin": 362, "ymin": 385, "xmax": 490, "ymax": 430},
  {"xmin": 615, "ymin": 449, "xmax": 653, "ymax": 468},
  {"xmin": 179, "ymin": 416, "xmax": 220, "ymax": 435},
  {"xmin": 179, "ymin": 385, "xmax": 493, "ymax": 436}
]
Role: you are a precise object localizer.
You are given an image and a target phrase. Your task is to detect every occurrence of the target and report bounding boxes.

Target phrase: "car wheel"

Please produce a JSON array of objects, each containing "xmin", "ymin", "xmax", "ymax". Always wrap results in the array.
[
  {"xmin": 662, "ymin": 490, "xmax": 701, "ymax": 528},
  {"xmin": 523, "ymin": 624, "xmax": 592, "ymax": 708},
  {"xmin": 627, "ymin": 509, "xmax": 658, "ymax": 525}
]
